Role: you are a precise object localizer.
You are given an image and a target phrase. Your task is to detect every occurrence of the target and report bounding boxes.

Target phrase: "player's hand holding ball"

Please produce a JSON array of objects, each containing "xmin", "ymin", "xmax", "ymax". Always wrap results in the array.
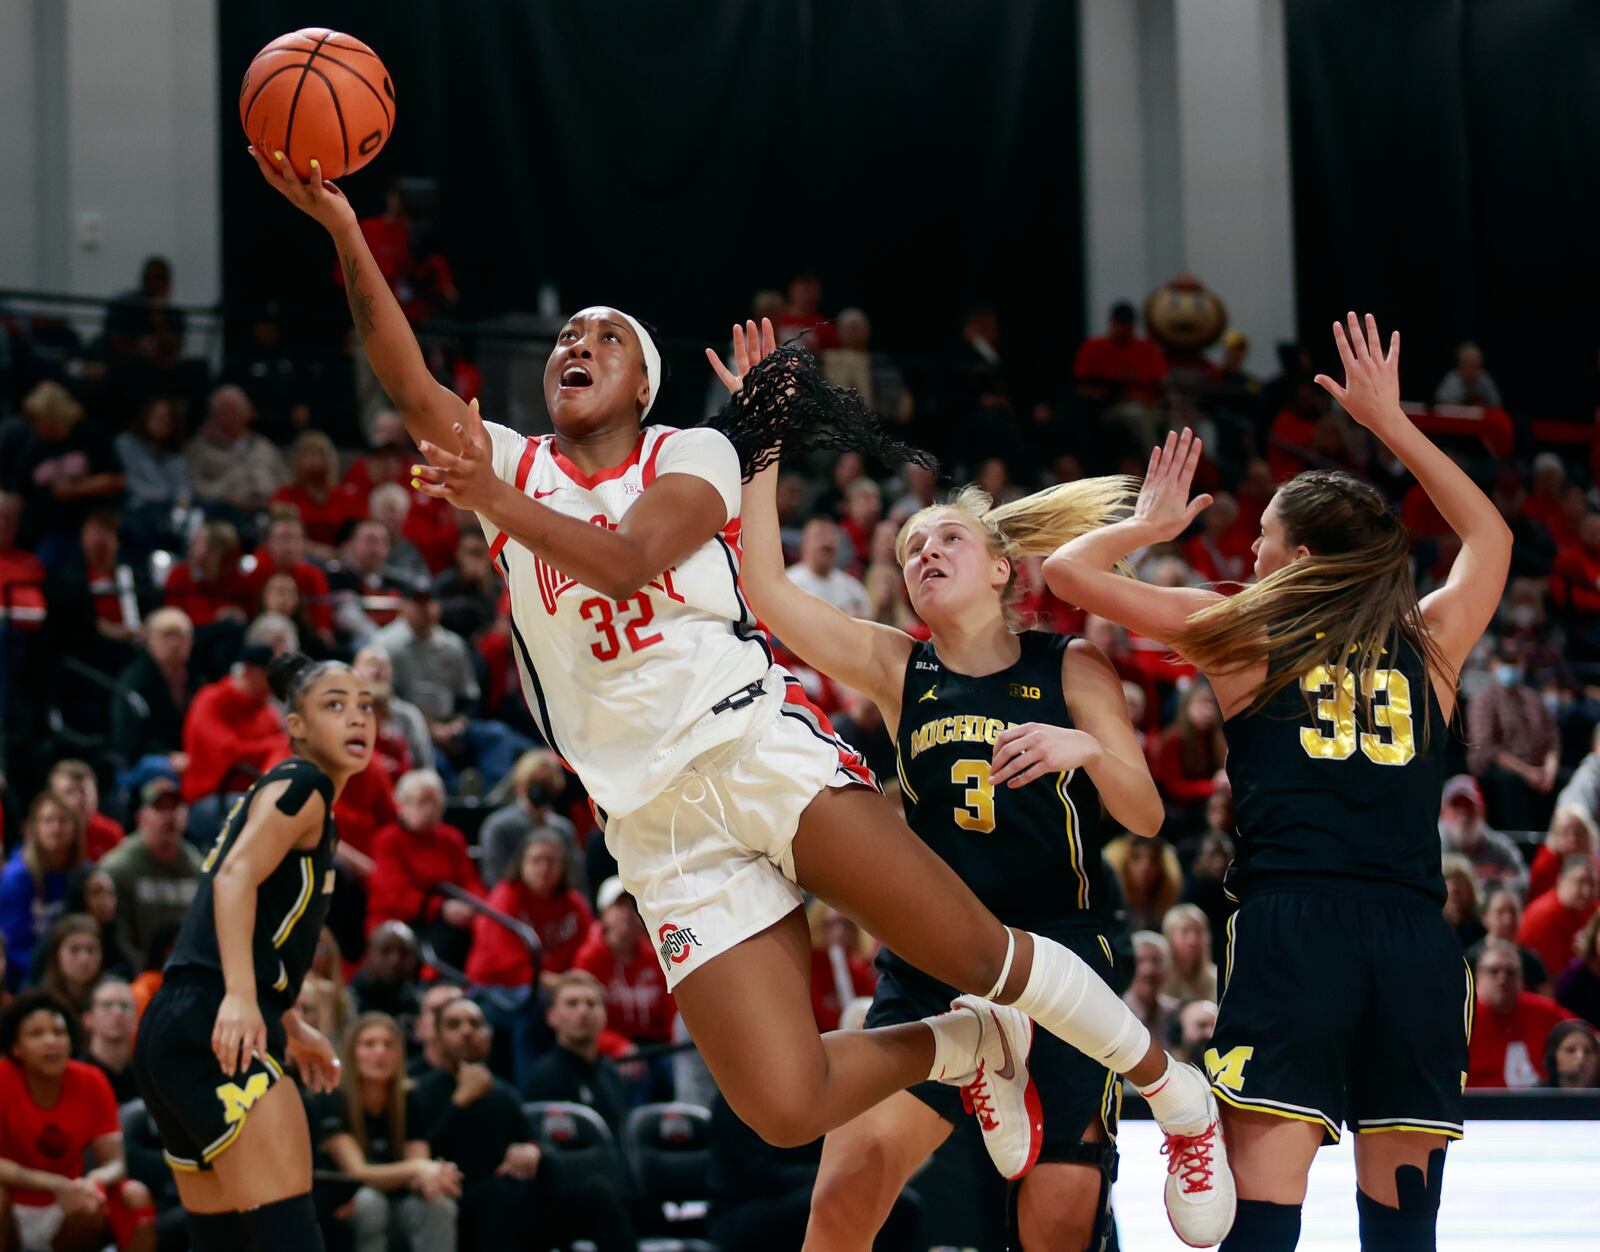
[
  {"xmin": 991, "ymin": 723, "xmax": 1104, "ymax": 789},
  {"xmin": 248, "ymin": 146, "xmax": 356, "ymax": 235}
]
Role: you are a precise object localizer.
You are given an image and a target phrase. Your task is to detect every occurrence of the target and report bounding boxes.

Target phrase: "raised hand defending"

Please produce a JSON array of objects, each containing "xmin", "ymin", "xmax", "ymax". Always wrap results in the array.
[{"xmin": 1131, "ymin": 428, "xmax": 1214, "ymax": 545}]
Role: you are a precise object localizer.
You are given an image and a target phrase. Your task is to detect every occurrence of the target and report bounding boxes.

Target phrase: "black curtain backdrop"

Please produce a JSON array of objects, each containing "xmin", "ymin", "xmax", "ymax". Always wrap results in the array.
[
  {"xmin": 219, "ymin": 1, "xmax": 1083, "ymax": 427},
  {"xmin": 1286, "ymin": 0, "xmax": 1600, "ymax": 417}
]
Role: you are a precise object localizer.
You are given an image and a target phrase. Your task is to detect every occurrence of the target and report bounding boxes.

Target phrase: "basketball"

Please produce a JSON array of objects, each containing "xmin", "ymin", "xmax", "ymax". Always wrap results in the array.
[{"xmin": 239, "ymin": 28, "xmax": 394, "ymax": 181}]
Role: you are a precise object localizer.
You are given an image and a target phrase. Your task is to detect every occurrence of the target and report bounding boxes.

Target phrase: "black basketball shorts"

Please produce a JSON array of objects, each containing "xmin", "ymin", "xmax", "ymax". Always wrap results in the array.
[
  {"xmin": 133, "ymin": 972, "xmax": 290, "ymax": 1172},
  {"xmin": 1206, "ymin": 885, "xmax": 1472, "ymax": 1145}
]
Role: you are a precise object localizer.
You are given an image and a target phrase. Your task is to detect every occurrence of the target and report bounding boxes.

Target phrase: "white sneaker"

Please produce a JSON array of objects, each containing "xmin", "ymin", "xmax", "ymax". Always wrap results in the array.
[
  {"xmin": 1156, "ymin": 1076, "xmax": 1236, "ymax": 1247},
  {"xmin": 948, "ymin": 995, "xmax": 1042, "ymax": 1181}
]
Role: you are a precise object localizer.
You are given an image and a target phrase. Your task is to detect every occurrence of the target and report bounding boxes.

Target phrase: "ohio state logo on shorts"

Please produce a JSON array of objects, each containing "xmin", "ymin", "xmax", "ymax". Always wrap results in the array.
[{"xmin": 658, "ymin": 922, "xmax": 703, "ymax": 966}]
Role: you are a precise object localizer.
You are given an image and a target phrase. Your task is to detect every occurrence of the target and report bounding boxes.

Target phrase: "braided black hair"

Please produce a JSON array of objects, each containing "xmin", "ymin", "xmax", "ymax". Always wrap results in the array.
[{"xmin": 705, "ymin": 344, "xmax": 937, "ymax": 480}]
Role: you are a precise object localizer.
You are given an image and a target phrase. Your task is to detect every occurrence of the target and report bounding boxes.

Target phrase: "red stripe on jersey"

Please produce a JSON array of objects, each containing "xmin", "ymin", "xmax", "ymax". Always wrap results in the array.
[
  {"xmin": 552, "ymin": 432, "xmax": 646, "ymax": 489},
  {"xmin": 782, "ymin": 683, "xmax": 876, "ymax": 788},
  {"xmin": 640, "ymin": 429, "xmax": 678, "ymax": 488},
  {"xmin": 487, "ymin": 437, "xmax": 543, "ymax": 563}
]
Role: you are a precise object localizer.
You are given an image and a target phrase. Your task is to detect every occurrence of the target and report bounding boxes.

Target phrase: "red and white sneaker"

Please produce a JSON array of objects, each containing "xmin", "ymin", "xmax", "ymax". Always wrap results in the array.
[
  {"xmin": 948, "ymin": 995, "xmax": 1042, "ymax": 1181},
  {"xmin": 1158, "ymin": 1082, "xmax": 1236, "ymax": 1248}
]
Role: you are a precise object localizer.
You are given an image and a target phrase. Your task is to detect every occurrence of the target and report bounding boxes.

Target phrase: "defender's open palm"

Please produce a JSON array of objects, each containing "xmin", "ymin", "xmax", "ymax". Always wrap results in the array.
[
  {"xmin": 705, "ymin": 318, "xmax": 779, "ymax": 394},
  {"xmin": 1133, "ymin": 428, "xmax": 1212, "ymax": 544},
  {"xmin": 1314, "ymin": 312, "xmax": 1402, "ymax": 431}
]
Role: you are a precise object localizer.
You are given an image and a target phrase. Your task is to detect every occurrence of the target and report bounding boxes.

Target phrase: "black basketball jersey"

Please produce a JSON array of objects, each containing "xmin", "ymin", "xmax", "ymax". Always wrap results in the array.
[
  {"xmin": 894, "ymin": 631, "xmax": 1109, "ymax": 938},
  {"xmin": 167, "ymin": 757, "xmax": 340, "ymax": 1014},
  {"xmin": 1222, "ymin": 640, "xmax": 1448, "ymax": 905}
]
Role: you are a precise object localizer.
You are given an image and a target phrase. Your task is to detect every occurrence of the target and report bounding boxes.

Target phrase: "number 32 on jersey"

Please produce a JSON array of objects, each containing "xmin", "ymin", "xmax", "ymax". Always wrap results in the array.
[{"xmin": 1299, "ymin": 665, "xmax": 1415, "ymax": 765}]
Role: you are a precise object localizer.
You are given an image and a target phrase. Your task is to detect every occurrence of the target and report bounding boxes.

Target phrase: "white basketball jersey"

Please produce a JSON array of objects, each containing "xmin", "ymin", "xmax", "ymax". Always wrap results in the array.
[{"xmin": 478, "ymin": 421, "xmax": 773, "ymax": 815}]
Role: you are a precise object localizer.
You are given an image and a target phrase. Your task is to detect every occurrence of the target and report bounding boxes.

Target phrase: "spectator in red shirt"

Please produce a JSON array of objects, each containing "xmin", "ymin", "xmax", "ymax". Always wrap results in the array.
[
  {"xmin": 248, "ymin": 513, "xmax": 334, "ymax": 641},
  {"xmin": 1072, "ymin": 301, "xmax": 1168, "ymax": 409},
  {"xmin": 162, "ymin": 520, "xmax": 249, "ymax": 627},
  {"xmin": 1468, "ymin": 939, "xmax": 1573, "ymax": 1088},
  {"xmin": 1529, "ymin": 805, "xmax": 1600, "ymax": 901},
  {"xmin": 46, "ymin": 761, "xmax": 122, "ymax": 863},
  {"xmin": 1518, "ymin": 855, "xmax": 1600, "ymax": 978},
  {"xmin": 0, "ymin": 991, "xmax": 155, "ymax": 1250},
  {"xmin": 573, "ymin": 877, "xmax": 675, "ymax": 1046},
  {"xmin": 338, "ymin": 412, "xmax": 410, "ymax": 506},
  {"xmin": 807, "ymin": 904, "xmax": 876, "ymax": 1033},
  {"xmin": 270, "ymin": 431, "xmax": 346, "ymax": 557},
  {"xmin": 1183, "ymin": 492, "xmax": 1251, "ymax": 585},
  {"xmin": 1150, "ymin": 681, "xmax": 1227, "ymax": 820},
  {"xmin": 467, "ymin": 833, "xmax": 592, "ymax": 990},
  {"xmin": 0, "ymin": 491, "xmax": 47, "ymax": 637},
  {"xmin": 1551, "ymin": 512, "xmax": 1600, "ymax": 624},
  {"xmin": 366, "ymin": 770, "xmax": 482, "ymax": 967},
  {"xmin": 179, "ymin": 645, "xmax": 287, "ymax": 811},
  {"xmin": 772, "ymin": 273, "xmax": 838, "ymax": 356},
  {"xmin": 1522, "ymin": 452, "xmax": 1566, "ymax": 535}
]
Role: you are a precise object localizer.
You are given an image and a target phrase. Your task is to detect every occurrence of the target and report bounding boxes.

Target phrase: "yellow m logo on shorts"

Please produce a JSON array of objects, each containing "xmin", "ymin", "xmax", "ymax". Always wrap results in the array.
[
  {"xmin": 215, "ymin": 1073, "xmax": 271, "ymax": 1125},
  {"xmin": 1204, "ymin": 1045, "xmax": 1255, "ymax": 1092}
]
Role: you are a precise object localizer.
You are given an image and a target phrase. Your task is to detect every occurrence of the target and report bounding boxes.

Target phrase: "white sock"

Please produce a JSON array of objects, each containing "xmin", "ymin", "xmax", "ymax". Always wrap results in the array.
[
  {"xmin": 923, "ymin": 1006, "xmax": 982, "ymax": 1083},
  {"xmin": 1007, "ymin": 932, "xmax": 1151, "ymax": 1073},
  {"xmin": 1138, "ymin": 1054, "xmax": 1214, "ymax": 1135}
]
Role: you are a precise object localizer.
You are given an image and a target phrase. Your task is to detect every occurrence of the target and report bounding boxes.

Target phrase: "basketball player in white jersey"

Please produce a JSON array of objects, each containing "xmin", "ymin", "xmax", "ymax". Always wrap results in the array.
[{"xmin": 252, "ymin": 149, "xmax": 1233, "ymax": 1245}]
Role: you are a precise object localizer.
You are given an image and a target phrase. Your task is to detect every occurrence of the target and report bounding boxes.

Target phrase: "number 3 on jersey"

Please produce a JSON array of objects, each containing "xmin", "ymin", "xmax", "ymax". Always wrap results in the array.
[
  {"xmin": 951, "ymin": 759, "xmax": 996, "ymax": 833},
  {"xmin": 1299, "ymin": 665, "xmax": 1415, "ymax": 765},
  {"xmin": 579, "ymin": 593, "xmax": 663, "ymax": 661}
]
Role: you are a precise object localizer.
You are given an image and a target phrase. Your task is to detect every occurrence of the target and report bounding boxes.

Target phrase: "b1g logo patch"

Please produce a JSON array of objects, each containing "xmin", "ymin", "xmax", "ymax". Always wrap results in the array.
[
  {"xmin": 1009, "ymin": 683, "xmax": 1041, "ymax": 700},
  {"xmin": 658, "ymin": 923, "xmax": 703, "ymax": 966}
]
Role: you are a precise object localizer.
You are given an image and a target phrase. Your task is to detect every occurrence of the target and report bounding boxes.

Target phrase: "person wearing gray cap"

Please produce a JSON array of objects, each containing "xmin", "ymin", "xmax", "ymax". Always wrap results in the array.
[{"xmin": 98, "ymin": 778, "xmax": 202, "ymax": 960}]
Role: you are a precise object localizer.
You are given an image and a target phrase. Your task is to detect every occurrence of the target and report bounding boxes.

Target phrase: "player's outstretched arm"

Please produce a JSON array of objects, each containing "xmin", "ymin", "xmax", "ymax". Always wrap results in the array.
[
  {"xmin": 1042, "ymin": 429, "xmax": 1224, "ymax": 647},
  {"xmin": 1314, "ymin": 313, "xmax": 1512, "ymax": 678},
  {"xmin": 741, "ymin": 460, "xmax": 913, "ymax": 722},
  {"xmin": 247, "ymin": 146, "xmax": 469, "ymax": 451}
]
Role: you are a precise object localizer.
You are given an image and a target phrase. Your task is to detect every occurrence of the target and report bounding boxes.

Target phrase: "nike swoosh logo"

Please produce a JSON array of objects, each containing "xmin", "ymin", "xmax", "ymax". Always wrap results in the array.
[
  {"xmin": 533, "ymin": 488, "xmax": 561, "ymax": 499},
  {"xmin": 991, "ymin": 1010, "xmax": 1016, "ymax": 1081}
]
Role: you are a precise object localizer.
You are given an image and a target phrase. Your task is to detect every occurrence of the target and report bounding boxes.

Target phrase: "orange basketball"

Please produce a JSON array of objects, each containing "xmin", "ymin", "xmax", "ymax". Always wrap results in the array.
[{"xmin": 239, "ymin": 28, "xmax": 395, "ymax": 181}]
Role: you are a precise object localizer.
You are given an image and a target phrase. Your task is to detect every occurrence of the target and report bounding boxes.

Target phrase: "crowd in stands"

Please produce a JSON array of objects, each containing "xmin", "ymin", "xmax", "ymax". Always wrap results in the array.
[{"xmin": 4, "ymin": 239, "xmax": 1600, "ymax": 1249}]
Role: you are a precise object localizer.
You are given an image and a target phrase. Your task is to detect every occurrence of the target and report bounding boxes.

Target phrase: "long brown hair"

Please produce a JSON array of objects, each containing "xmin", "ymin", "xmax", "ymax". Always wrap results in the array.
[
  {"xmin": 1174, "ymin": 682, "xmax": 1226, "ymax": 778},
  {"xmin": 22, "ymin": 793, "xmax": 86, "ymax": 890},
  {"xmin": 338, "ymin": 1013, "xmax": 409, "ymax": 1158},
  {"xmin": 896, "ymin": 477, "xmax": 1136, "ymax": 627},
  {"xmin": 1174, "ymin": 470, "xmax": 1448, "ymax": 726},
  {"xmin": 38, "ymin": 914, "xmax": 102, "ymax": 1013}
]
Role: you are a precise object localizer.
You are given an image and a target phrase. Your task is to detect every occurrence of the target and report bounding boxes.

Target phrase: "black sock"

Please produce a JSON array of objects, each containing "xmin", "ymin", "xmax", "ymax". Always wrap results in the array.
[
  {"xmin": 1357, "ymin": 1189, "xmax": 1438, "ymax": 1251},
  {"xmin": 1220, "ymin": 1198, "xmax": 1303, "ymax": 1251},
  {"xmin": 185, "ymin": 1210, "xmax": 248, "ymax": 1252},
  {"xmin": 244, "ymin": 1192, "xmax": 325, "ymax": 1252}
]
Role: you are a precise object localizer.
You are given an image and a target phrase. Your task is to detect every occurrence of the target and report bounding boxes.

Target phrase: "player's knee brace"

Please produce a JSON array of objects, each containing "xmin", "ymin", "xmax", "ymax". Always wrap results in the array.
[
  {"xmin": 184, "ymin": 1210, "xmax": 249, "ymax": 1252},
  {"xmin": 1356, "ymin": 1147, "xmax": 1445, "ymax": 1251},
  {"xmin": 245, "ymin": 1191, "xmax": 325, "ymax": 1252},
  {"xmin": 1220, "ymin": 1198, "xmax": 1303, "ymax": 1251},
  {"xmin": 1009, "ymin": 1140, "xmax": 1118, "ymax": 1252}
]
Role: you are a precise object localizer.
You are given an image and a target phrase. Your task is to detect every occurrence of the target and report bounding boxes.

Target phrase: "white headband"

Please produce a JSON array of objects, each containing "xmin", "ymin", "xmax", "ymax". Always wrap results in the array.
[{"xmin": 573, "ymin": 307, "xmax": 659, "ymax": 420}]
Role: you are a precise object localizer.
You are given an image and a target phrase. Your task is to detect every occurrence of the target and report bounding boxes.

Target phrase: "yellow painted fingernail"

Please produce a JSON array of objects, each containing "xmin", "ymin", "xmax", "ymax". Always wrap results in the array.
[
  {"xmin": 470, "ymin": 397, "xmax": 480, "ymax": 410},
  {"xmin": 410, "ymin": 465, "xmax": 423, "ymax": 476},
  {"xmin": 273, "ymin": 150, "xmax": 283, "ymax": 161},
  {"xmin": 411, "ymin": 478, "xmax": 421, "ymax": 489},
  {"xmin": 309, "ymin": 158, "xmax": 319, "ymax": 169}
]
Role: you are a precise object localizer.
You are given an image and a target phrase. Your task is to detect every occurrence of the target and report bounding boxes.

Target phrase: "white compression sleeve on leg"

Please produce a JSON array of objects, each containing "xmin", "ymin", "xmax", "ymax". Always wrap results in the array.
[{"xmin": 1007, "ymin": 932, "xmax": 1151, "ymax": 1073}]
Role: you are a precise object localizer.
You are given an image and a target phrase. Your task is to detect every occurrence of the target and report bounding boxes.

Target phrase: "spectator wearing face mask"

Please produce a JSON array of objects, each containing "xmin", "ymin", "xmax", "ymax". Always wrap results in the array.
[
  {"xmin": 477, "ymin": 751, "xmax": 577, "ymax": 889},
  {"xmin": 1438, "ymin": 775, "xmax": 1529, "ymax": 898},
  {"xmin": 1469, "ymin": 642, "xmax": 1560, "ymax": 830}
]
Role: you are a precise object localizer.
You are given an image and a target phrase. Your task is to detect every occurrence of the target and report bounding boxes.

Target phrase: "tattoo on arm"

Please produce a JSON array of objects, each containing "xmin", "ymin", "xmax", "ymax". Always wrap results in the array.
[{"xmin": 341, "ymin": 252, "xmax": 376, "ymax": 341}]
